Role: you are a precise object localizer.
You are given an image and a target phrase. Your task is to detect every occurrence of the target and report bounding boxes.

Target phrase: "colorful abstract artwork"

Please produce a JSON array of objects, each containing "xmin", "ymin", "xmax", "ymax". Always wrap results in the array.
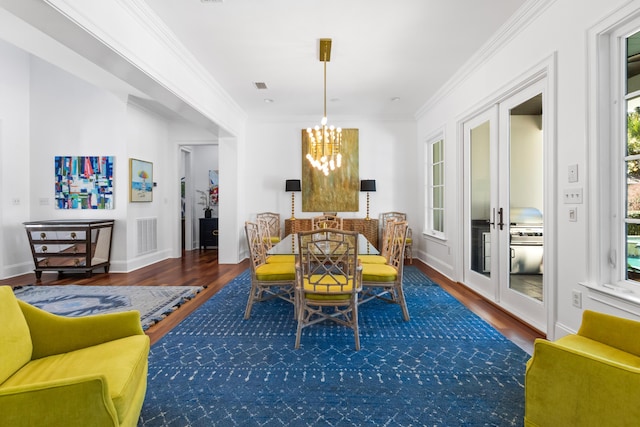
[
  {"xmin": 55, "ymin": 156, "xmax": 114, "ymax": 209},
  {"xmin": 301, "ymin": 128, "xmax": 359, "ymax": 212},
  {"xmin": 209, "ymin": 170, "xmax": 219, "ymax": 217},
  {"xmin": 130, "ymin": 158, "xmax": 153, "ymax": 202}
]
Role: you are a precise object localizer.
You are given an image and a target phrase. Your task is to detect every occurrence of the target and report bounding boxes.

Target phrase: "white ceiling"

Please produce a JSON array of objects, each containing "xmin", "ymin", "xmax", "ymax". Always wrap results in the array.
[{"xmin": 144, "ymin": 0, "xmax": 528, "ymax": 120}]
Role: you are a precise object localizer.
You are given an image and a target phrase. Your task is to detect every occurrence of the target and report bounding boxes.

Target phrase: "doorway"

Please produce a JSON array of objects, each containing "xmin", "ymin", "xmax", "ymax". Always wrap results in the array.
[{"xmin": 463, "ymin": 79, "xmax": 548, "ymax": 333}]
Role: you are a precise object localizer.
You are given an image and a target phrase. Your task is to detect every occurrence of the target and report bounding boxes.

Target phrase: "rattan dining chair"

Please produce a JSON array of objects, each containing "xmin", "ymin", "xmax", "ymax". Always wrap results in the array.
[
  {"xmin": 379, "ymin": 211, "xmax": 413, "ymax": 263},
  {"xmin": 360, "ymin": 220, "xmax": 410, "ymax": 321},
  {"xmin": 244, "ymin": 221, "xmax": 295, "ymax": 319},
  {"xmin": 311, "ymin": 214, "xmax": 343, "ymax": 230},
  {"xmin": 256, "ymin": 212, "xmax": 281, "ymax": 246},
  {"xmin": 295, "ymin": 228, "xmax": 363, "ymax": 350}
]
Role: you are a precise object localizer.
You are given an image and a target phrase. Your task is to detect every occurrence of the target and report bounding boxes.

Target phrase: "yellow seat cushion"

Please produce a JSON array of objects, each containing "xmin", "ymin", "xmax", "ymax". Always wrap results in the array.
[
  {"xmin": 303, "ymin": 274, "xmax": 353, "ymax": 300},
  {"xmin": 1, "ymin": 335, "xmax": 149, "ymax": 424},
  {"xmin": 405, "ymin": 237, "xmax": 412, "ymax": 244},
  {"xmin": 362, "ymin": 264, "xmax": 397, "ymax": 282},
  {"xmin": 358, "ymin": 255, "xmax": 388, "ymax": 264},
  {"xmin": 255, "ymin": 262, "xmax": 295, "ymax": 281},
  {"xmin": 266, "ymin": 255, "xmax": 296, "ymax": 263}
]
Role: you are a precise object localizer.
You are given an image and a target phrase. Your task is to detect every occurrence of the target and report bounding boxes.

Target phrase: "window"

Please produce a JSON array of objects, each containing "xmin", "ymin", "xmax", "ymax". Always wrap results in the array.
[
  {"xmin": 425, "ymin": 135, "xmax": 445, "ymax": 238},
  {"xmin": 625, "ymin": 30, "xmax": 640, "ymax": 282}
]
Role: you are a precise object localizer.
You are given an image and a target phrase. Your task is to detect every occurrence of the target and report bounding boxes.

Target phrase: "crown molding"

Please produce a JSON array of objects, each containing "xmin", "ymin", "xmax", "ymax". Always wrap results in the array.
[{"xmin": 415, "ymin": 0, "xmax": 556, "ymax": 119}]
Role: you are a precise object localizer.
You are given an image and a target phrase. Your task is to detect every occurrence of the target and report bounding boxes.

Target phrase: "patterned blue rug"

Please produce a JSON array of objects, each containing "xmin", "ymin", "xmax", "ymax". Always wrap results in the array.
[
  {"xmin": 14, "ymin": 285, "xmax": 203, "ymax": 330},
  {"xmin": 139, "ymin": 267, "xmax": 529, "ymax": 426}
]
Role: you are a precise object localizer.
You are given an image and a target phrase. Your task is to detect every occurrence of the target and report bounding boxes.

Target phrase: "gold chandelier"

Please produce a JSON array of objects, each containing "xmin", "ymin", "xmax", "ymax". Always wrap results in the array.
[{"xmin": 306, "ymin": 38, "xmax": 342, "ymax": 176}]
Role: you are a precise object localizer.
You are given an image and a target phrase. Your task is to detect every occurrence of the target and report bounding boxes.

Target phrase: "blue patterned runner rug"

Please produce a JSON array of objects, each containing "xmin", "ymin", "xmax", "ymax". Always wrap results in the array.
[
  {"xmin": 139, "ymin": 266, "xmax": 530, "ymax": 426},
  {"xmin": 13, "ymin": 285, "xmax": 203, "ymax": 330}
]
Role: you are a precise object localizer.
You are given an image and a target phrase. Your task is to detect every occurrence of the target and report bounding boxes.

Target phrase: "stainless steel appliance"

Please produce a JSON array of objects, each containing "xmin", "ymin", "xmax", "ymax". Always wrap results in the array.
[{"xmin": 509, "ymin": 207, "xmax": 543, "ymax": 274}]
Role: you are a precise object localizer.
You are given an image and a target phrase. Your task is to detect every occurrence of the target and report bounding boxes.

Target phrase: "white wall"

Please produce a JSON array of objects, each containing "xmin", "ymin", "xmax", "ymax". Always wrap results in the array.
[
  {"xmin": 0, "ymin": 39, "xmax": 31, "ymax": 277},
  {"xmin": 416, "ymin": 0, "xmax": 632, "ymax": 336},
  {"xmin": 244, "ymin": 118, "xmax": 417, "ymax": 227}
]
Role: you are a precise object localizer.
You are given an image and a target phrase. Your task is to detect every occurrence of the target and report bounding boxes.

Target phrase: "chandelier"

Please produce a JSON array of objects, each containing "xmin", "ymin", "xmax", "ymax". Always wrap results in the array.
[{"xmin": 306, "ymin": 38, "xmax": 342, "ymax": 176}]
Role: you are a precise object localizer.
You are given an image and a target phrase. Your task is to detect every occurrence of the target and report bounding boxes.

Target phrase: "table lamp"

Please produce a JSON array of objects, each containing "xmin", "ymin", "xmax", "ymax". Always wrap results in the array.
[
  {"xmin": 285, "ymin": 179, "xmax": 301, "ymax": 220},
  {"xmin": 360, "ymin": 179, "xmax": 376, "ymax": 220}
]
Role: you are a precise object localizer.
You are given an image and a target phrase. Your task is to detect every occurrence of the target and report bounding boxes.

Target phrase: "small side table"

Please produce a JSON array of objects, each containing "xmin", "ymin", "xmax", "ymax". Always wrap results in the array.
[{"xmin": 199, "ymin": 218, "xmax": 218, "ymax": 249}]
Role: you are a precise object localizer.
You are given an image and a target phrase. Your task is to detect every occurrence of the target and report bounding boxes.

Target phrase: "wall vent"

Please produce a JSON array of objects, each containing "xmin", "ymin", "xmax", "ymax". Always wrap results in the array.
[{"xmin": 137, "ymin": 217, "xmax": 158, "ymax": 255}]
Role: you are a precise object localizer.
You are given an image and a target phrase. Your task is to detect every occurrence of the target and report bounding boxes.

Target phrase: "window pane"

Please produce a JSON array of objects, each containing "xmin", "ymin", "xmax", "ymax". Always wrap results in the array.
[
  {"xmin": 627, "ymin": 97, "xmax": 640, "ymax": 155},
  {"xmin": 433, "ymin": 163, "xmax": 442, "ymax": 185},
  {"xmin": 432, "ymin": 140, "xmax": 442, "ymax": 163},
  {"xmin": 628, "ymin": 159, "xmax": 640, "ymax": 214},
  {"xmin": 627, "ymin": 31, "xmax": 640, "ymax": 95},
  {"xmin": 627, "ymin": 223, "xmax": 640, "ymax": 280},
  {"xmin": 433, "ymin": 186, "xmax": 443, "ymax": 208},
  {"xmin": 433, "ymin": 209, "xmax": 443, "ymax": 232}
]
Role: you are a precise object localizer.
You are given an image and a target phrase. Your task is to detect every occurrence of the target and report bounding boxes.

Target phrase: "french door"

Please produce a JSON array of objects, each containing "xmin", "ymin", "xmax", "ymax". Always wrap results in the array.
[{"xmin": 463, "ymin": 79, "xmax": 547, "ymax": 333}]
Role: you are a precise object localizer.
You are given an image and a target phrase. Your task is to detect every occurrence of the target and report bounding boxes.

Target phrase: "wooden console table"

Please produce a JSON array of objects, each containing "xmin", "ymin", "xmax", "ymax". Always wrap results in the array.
[
  {"xmin": 285, "ymin": 218, "xmax": 379, "ymax": 249},
  {"xmin": 24, "ymin": 219, "xmax": 115, "ymax": 278}
]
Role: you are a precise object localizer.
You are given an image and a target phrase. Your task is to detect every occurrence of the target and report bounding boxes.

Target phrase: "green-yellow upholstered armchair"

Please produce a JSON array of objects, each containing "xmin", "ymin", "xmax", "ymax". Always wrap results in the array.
[
  {"xmin": 0, "ymin": 286, "xmax": 150, "ymax": 427},
  {"xmin": 525, "ymin": 309, "xmax": 640, "ymax": 426}
]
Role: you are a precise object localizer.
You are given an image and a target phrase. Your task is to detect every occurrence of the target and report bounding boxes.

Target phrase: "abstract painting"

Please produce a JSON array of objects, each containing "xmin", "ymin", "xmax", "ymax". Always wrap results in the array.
[
  {"xmin": 130, "ymin": 158, "xmax": 153, "ymax": 202},
  {"xmin": 54, "ymin": 156, "xmax": 114, "ymax": 209},
  {"xmin": 301, "ymin": 128, "xmax": 359, "ymax": 212}
]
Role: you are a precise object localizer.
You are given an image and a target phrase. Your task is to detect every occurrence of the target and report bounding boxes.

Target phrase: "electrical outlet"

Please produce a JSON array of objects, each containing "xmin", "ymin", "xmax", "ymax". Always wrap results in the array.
[
  {"xmin": 12, "ymin": 198, "xmax": 20, "ymax": 206},
  {"xmin": 572, "ymin": 290, "xmax": 582, "ymax": 308}
]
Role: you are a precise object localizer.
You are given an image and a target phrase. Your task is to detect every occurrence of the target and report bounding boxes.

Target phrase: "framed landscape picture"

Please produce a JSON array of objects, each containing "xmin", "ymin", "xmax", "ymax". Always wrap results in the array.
[{"xmin": 130, "ymin": 158, "xmax": 153, "ymax": 202}]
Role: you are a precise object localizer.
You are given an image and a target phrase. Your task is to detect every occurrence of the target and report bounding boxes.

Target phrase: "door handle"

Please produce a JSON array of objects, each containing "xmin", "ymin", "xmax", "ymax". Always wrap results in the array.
[
  {"xmin": 489, "ymin": 208, "xmax": 496, "ymax": 229},
  {"xmin": 498, "ymin": 208, "xmax": 504, "ymax": 230}
]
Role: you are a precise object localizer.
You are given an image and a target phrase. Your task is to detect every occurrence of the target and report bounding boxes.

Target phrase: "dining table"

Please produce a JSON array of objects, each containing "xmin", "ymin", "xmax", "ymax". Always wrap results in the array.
[{"xmin": 267, "ymin": 233, "xmax": 380, "ymax": 255}]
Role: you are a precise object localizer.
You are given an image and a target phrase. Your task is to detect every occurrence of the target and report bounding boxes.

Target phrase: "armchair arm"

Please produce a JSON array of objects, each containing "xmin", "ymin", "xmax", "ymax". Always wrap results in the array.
[
  {"xmin": 18, "ymin": 300, "xmax": 144, "ymax": 360},
  {"xmin": 0, "ymin": 375, "xmax": 119, "ymax": 427},
  {"xmin": 525, "ymin": 338, "xmax": 640, "ymax": 426},
  {"xmin": 577, "ymin": 310, "xmax": 640, "ymax": 356}
]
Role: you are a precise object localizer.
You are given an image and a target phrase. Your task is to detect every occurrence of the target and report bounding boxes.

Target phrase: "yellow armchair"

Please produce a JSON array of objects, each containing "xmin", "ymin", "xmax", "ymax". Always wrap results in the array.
[
  {"xmin": 525, "ymin": 310, "xmax": 640, "ymax": 426},
  {"xmin": 0, "ymin": 286, "xmax": 150, "ymax": 427}
]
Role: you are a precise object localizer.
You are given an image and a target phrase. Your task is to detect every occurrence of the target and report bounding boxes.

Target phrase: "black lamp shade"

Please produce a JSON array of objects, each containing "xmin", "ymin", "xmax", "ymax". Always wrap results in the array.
[
  {"xmin": 360, "ymin": 180, "xmax": 376, "ymax": 192},
  {"xmin": 285, "ymin": 179, "xmax": 301, "ymax": 192}
]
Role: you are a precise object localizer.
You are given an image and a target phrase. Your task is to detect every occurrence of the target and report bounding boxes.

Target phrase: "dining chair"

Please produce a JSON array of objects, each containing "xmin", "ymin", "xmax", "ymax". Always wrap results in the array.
[
  {"xmin": 380, "ymin": 211, "xmax": 413, "ymax": 263},
  {"xmin": 244, "ymin": 221, "xmax": 295, "ymax": 319},
  {"xmin": 295, "ymin": 228, "xmax": 363, "ymax": 350},
  {"xmin": 360, "ymin": 220, "xmax": 410, "ymax": 321},
  {"xmin": 359, "ymin": 218, "xmax": 395, "ymax": 265},
  {"xmin": 256, "ymin": 212, "xmax": 281, "ymax": 246},
  {"xmin": 311, "ymin": 214, "xmax": 343, "ymax": 230}
]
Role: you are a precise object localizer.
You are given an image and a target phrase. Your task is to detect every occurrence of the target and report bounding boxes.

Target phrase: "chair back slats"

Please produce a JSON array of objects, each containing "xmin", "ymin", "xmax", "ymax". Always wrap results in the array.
[
  {"xmin": 256, "ymin": 212, "xmax": 281, "ymax": 239},
  {"xmin": 311, "ymin": 214, "xmax": 344, "ymax": 230}
]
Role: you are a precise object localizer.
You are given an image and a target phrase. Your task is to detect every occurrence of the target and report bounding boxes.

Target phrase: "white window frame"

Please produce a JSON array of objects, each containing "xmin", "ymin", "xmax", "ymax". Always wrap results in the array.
[
  {"xmin": 424, "ymin": 131, "xmax": 445, "ymax": 240},
  {"xmin": 587, "ymin": 4, "xmax": 640, "ymax": 309}
]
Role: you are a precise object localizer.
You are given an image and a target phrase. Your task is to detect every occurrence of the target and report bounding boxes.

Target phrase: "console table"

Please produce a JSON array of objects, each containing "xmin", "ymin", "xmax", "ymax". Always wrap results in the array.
[
  {"xmin": 24, "ymin": 219, "xmax": 114, "ymax": 279},
  {"xmin": 284, "ymin": 218, "xmax": 379, "ymax": 249},
  {"xmin": 199, "ymin": 218, "xmax": 219, "ymax": 249}
]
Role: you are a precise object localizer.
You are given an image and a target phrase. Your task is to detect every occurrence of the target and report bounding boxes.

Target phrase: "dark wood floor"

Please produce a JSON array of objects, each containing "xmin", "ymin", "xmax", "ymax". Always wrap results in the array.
[{"xmin": 0, "ymin": 250, "xmax": 544, "ymax": 352}]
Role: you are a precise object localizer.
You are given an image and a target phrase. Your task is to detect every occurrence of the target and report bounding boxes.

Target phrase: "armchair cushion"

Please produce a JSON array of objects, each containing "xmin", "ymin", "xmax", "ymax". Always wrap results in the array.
[
  {"xmin": 358, "ymin": 255, "xmax": 388, "ymax": 264},
  {"xmin": 0, "ymin": 287, "xmax": 32, "ymax": 384}
]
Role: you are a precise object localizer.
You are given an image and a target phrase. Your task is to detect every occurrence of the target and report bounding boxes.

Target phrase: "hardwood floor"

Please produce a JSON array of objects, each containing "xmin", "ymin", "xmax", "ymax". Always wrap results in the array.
[{"xmin": 0, "ymin": 250, "xmax": 544, "ymax": 352}]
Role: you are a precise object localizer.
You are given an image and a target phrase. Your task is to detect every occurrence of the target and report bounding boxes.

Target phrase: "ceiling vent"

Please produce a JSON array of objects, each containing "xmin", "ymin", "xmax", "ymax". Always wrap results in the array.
[{"xmin": 254, "ymin": 82, "xmax": 268, "ymax": 90}]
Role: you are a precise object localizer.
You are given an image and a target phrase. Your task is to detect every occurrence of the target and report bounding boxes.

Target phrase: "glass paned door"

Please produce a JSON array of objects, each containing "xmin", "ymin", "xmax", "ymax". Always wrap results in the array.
[
  {"xmin": 464, "ymin": 107, "xmax": 499, "ymax": 301},
  {"xmin": 464, "ymin": 81, "xmax": 547, "ymax": 334},
  {"xmin": 498, "ymin": 83, "xmax": 546, "ymax": 332}
]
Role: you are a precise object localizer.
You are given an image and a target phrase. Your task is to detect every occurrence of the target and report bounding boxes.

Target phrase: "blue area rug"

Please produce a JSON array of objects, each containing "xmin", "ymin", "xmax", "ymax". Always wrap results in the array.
[
  {"xmin": 139, "ymin": 267, "xmax": 530, "ymax": 426},
  {"xmin": 13, "ymin": 285, "xmax": 203, "ymax": 330}
]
